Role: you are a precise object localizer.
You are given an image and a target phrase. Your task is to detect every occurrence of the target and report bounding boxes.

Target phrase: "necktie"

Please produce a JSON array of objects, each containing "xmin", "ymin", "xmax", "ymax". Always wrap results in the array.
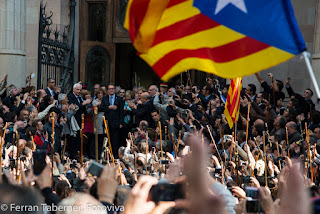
[
  {"xmin": 109, "ymin": 96, "xmax": 113, "ymax": 105},
  {"xmin": 77, "ymin": 96, "xmax": 82, "ymax": 104}
]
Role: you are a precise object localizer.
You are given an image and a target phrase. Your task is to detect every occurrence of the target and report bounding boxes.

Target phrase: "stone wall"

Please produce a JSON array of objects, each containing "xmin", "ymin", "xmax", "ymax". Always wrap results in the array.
[
  {"xmin": 242, "ymin": 0, "xmax": 318, "ymax": 108},
  {"xmin": 25, "ymin": 0, "xmax": 40, "ymax": 87},
  {"xmin": 0, "ymin": 0, "xmax": 26, "ymax": 88}
]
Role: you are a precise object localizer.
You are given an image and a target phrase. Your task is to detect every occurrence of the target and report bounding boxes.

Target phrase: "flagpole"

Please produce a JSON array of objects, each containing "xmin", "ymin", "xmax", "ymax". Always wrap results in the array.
[{"xmin": 302, "ymin": 51, "xmax": 320, "ymax": 101}]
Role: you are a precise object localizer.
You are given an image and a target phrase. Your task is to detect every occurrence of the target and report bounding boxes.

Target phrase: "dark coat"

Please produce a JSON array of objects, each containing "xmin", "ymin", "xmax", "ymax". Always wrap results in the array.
[
  {"xmin": 288, "ymin": 131, "xmax": 302, "ymax": 144},
  {"xmin": 133, "ymin": 100, "xmax": 154, "ymax": 126},
  {"xmin": 100, "ymin": 95, "xmax": 124, "ymax": 129},
  {"xmin": 67, "ymin": 92, "xmax": 85, "ymax": 126},
  {"xmin": 45, "ymin": 88, "xmax": 59, "ymax": 100}
]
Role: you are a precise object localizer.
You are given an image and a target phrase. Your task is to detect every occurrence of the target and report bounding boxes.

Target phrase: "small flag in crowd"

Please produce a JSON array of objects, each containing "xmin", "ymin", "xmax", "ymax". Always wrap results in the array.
[
  {"xmin": 224, "ymin": 78, "xmax": 242, "ymax": 128},
  {"xmin": 124, "ymin": 0, "xmax": 306, "ymax": 81}
]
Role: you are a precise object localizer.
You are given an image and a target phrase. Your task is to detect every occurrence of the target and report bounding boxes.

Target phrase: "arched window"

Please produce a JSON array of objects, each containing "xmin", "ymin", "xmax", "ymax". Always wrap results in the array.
[{"xmin": 85, "ymin": 46, "xmax": 110, "ymax": 90}]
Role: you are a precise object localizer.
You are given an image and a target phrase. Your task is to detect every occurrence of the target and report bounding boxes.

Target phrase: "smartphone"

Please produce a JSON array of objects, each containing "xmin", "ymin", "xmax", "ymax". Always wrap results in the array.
[
  {"xmin": 246, "ymin": 200, "xmax": 263, "ymax": 213},
  {"xmin": 246, "ymin": 187, "xmax": 259, "ymax": 199},
  {"xmin": 149, "ymin": 183, "xmax": 185, "ymax": 202},
  {"xmin": 71, "ymin": 160, "xmax": 77, "ymax": 169},
  {"xmin": 66, "ymin": 170, "xmax": 72, "ymax": 179},
  {"xmin": 245, "ymin": 187, "xmax": 263, "ymax": 213},
  {"xmin": 160, "ymin": 160, "xmax": 170, "ymax": 165},
  {"xmin": 33, "ymin": 150, "xmax": 47, "ymax": 175},
  {"xmin": 86, "ymin": 160, "xmax": 104, "ymax": 177},
  {"xmin": 243, "ymin": 176, "xmax": 251, "ymax": 184}
]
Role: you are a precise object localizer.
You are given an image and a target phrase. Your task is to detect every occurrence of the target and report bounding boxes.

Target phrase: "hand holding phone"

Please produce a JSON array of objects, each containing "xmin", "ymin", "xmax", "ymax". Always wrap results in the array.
[
  {"xmin": 149, "ymin": 183, "xmax": 185, "ymax": 203},
  {"xmin": 246, "ymin": 187, "xmax": 263, "ymax": 213},
  {"xmin": 86, "ymin": 160, "xmax": 104, "ymax": 177},
  {"xmin": 160, "ymin": 160, "xmax": 170, "ymax": 165},
  {"xmin": 33, "ymin": 150, "xmax": 47, "ymax": 176}
]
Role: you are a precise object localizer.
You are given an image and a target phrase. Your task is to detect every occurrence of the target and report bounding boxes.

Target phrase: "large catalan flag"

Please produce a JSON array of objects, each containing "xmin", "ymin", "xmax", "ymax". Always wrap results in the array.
[
  {"xmin": 224, "ymin": 77, "xmax": 242, "ymax": 128},
  {"xmin": 124, "ymin": 0, "xmax": 306, "ymax": 81}
]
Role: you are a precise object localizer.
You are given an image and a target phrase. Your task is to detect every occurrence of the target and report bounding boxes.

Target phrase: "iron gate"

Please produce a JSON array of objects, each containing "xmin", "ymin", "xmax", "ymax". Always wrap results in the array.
[{"xmin": 37, "ymin": 0, "xmax": 76, "ymax": 93}]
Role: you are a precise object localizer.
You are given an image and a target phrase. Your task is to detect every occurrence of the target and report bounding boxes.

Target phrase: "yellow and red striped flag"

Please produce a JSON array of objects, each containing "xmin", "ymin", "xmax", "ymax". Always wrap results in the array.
[
  {"xmin": 124, "ymin": 0, "xmax": 169, "ymax": 53},
  {"xmin": 224, "ymin": 78, "xmax": 242, "ymax": 129},
  {"xmin": 124, "ymin": 0, "xmax": 306, "ymax": 82}
]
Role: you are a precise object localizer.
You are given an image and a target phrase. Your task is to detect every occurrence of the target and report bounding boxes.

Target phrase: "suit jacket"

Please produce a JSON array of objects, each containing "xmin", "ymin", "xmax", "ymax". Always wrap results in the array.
[
  {"xmin": 288, "ymin": 131, "xmax": 302, "ymax": 145},
  {"xmin": 100, "ymin": 95, "xmax": 124, "ymax": 129},
  {"xmin": 67, "ymin": 92, "xmax": 85, "ymax": 126},
  {"xmin": 203, "ymin": 94, "xmax": 216, "ymax": 109},
  {"xmin": 45, "ymin": 88, "xmax": 59, "ymax": 100},
  {"xmin": 133, "ymin": 100, "xmax": 154, "ymax": 126},
  {"xmin": 197, "ymin": 94, "xmax": 206, "ymax": 106}
]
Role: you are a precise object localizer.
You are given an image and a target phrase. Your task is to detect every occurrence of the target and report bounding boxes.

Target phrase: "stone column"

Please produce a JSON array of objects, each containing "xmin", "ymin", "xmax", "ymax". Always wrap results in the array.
[
  {"xmin": 312, "ymin": 0, "xmax": 320, "ymax": 81},
  {"xmin": 311, "ymin": 0, "xmax": 320, "ymax": 104},
  {"xmin": 0, "ymin": 0, "xmax": 26, "ymax": 88}
]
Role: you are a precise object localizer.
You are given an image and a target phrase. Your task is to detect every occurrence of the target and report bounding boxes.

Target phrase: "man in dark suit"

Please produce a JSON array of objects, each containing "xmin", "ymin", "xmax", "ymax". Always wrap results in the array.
[
  {"xmin": 100, "ymin": 84, "xmax": 124, "ymax": 158},
  {"xmin": 45, "ymin": 78, "xmax": 60, "ymax": 100},
  {"xmin": 131, "ymin": 92, "xmax": 154, "ymax": 127},
  {"xmin": 201, "ymin": 84, "xmax": 216, "ymax": 110},
  {"xmin": 245, "ymin": 84, "xmax": 257, "ymax": 103},
  {"xmin": 67, "ymin": 83, "xmax": 91, "ymax": 159}
]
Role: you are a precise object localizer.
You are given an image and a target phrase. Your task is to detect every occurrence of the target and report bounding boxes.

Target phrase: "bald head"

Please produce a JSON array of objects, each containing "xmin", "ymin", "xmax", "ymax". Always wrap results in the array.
[
  {"xmin": 141, "ymin": 92, "xmax": 151, "ymax": 104},
  {"xmin": 285, "ymin": 121, "xmax": 297, "ymax": 135},
  {"xmin": 57, "ymin": 193, "xmax": 106, "ymax": 214},
  {"xmin": 253, "ymin": 119, "xmax": 264, "ymax": 127},
  {"xmin": 148, "ymin": 85, "xmax": 158, "ymax": 97}
]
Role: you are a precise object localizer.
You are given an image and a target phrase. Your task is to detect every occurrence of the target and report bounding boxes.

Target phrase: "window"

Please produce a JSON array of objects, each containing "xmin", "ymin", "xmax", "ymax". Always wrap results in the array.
[
  {"xmin": 88, "ymin": 3, "xmax": 106, "ymax": 42},
  {"xmin": 85, "ymin": 46, "xmax": 110, "ymax": 89}
]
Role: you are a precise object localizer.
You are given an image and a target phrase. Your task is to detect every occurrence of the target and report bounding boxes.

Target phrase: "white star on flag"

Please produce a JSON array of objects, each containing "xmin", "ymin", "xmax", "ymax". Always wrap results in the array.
[{"xmin": 215, "ymin": 0, "xmax": 247, "ymax": 15}]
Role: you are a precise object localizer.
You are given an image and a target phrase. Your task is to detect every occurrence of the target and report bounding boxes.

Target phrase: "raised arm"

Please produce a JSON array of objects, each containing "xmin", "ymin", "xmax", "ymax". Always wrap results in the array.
[{"xmin": 255, "ymin": 72, "xmax": 264, "ymax": 84}]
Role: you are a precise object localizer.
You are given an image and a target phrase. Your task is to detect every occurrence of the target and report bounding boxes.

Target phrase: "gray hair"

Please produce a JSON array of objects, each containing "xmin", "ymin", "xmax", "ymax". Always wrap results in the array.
[
  {"xmin": 73, "ymin": 83, "xmax": 82, "ymax": 89},
  {"xmin": 57, "ymin": 193, "xmax": 106, "ymax": 214},
  {"xmin": 58, "ymin": 93, "xmax": 66, "ymax": 101},
  {"xmin": 7, "ymin": 85, "xmax": 16, "ymax": 97},
  {"xmin": 151, "ymin": 85, "xmax": 159, "ymax": 92},
  {"xmin": 169, "ymin": 87, "xmax": 176, "ymax": 94},
  {"xmin": 116, "ymin": 86, "xmax": 121, "ymax": 94}
]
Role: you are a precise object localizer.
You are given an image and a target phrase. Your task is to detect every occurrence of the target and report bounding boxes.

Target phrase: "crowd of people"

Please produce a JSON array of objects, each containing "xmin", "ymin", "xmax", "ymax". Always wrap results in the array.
[{"xmin": 0, "ymin": 72, "xmax": 319, "ymax": 214}]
